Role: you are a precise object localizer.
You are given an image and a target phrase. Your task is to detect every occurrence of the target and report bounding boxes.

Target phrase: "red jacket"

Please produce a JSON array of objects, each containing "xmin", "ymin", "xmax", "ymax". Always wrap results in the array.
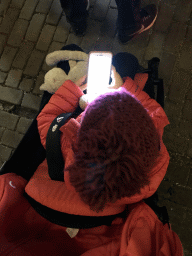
[
  {"xmin": 0, "ymin": 75, "xmax": 183, "ymax": 255},
  {"xmin": 27, "ymin": 74, "xmax": 170, "ymax": 214}
]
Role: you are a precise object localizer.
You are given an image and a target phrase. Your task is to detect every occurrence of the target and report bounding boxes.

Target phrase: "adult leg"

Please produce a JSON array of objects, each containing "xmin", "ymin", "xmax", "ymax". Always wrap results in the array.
[
  {"xmin": 115, "ymin": 0, "xmax": 141, "ymax": 30},
  {"xmin": 0, "ymin": 44, "xmax": 85, "ymax": 181},
  {"xmin": 59, "ymin": 0, "xmax": 88, "ymax": 21},
  {"xmin": 59, "ymin": 0, "xmax": 89, "ymax": 36}
]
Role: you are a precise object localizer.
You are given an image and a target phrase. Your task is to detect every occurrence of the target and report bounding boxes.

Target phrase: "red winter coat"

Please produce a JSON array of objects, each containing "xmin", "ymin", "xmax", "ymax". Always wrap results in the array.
[
  {"xmin": 28, "ymin": 74, "xmax": 170, "ymax": 215},
  {"xmin": 0, "ymin": 74, "xmax": 183, "ymax": 255}
]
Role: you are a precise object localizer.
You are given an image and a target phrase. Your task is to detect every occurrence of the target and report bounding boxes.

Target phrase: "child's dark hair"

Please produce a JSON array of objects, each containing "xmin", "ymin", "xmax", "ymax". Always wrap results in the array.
[{"xmin": 66, "ymin": 88, "xmax": 160, "ymax": 213}]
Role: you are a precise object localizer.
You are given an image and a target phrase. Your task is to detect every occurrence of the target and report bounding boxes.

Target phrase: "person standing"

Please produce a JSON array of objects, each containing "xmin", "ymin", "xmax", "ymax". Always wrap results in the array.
[{"xmin": 59, "ymin": 0, "xmax": 158, "ymax": 44}]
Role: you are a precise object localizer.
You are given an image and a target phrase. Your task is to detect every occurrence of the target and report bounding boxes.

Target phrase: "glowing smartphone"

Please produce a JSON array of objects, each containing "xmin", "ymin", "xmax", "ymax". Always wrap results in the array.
[{"xmin": 87, "ymin": 51, "xmax": 113, "ymax": 103}]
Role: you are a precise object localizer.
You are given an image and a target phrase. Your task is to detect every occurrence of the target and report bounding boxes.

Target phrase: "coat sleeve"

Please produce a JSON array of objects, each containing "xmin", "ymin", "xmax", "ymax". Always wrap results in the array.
[
  {"xmin": 119, "ymin": 203, "xmax": 184, "ymax": 256},
  {"xmin": 122, "ymin": 76, "xmax": 170, "ymax": 138},
  {"xmin": 116, "ymin": 77, "xmax": 170, "ymax": 201},
  {"xmin": 37, "ymin": 80, "xmax": 84, "ymax": 148}
]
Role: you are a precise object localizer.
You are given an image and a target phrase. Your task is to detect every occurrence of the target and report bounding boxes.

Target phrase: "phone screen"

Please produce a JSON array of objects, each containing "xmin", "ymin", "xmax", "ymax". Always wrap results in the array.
[{"xmin": 87, "ymin": 52, "xmax": 112, "ymax": 102}]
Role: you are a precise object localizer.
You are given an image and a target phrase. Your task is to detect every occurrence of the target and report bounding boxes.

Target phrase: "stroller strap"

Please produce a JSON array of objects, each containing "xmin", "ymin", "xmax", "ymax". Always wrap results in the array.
[
  {"xmin": 24, "ymin": 192, "xmax": 127, "ymax": 229},
  {"xmin": 46, "ymin": 105, "xmax": 83, "ymax": 181}
]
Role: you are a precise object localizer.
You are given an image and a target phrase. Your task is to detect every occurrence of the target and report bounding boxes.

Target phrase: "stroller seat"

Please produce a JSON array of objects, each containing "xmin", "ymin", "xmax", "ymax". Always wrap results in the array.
[{"xmin": 0, "ymin": 58, "xmax": 183, "ymax": 256}]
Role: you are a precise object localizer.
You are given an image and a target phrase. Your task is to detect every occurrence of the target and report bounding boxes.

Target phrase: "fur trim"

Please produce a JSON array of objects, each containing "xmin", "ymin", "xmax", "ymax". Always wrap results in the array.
[
  {"xmin": 79, "ymin": 95, "xmax": 88, "ymax": 110},
  {"xmin": 40, "ymin": 67, "xmax": 67, "ymax": 94},
  {"xmin": 40, "ymin": 60, "xmax": 88, "ymax": 94},
  {"xmin": 69, "ymin": 60, "xmax": 77, "ymax": 70},
  {"xmin": 68, "ymin": 61, "xmax": 88, "ymax": 82},
  {"xmin": 46, "ymin": 50, "xmax": 88, "ymax": 66}
]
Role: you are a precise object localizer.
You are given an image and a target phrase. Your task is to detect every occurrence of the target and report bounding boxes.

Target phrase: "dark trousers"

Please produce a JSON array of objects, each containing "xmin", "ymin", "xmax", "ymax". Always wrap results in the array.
[
  {"xmin": 59, "ymin": 0, "xmax": 141, "ymax": 29},
  {"xmin": 0, "ymin": 44, "xmax": 152, "ymax": 181}
]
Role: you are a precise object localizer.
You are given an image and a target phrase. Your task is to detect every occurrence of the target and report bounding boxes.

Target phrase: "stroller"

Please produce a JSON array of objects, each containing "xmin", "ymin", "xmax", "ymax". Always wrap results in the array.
[{"xmin": 0, "ymin": 53, "xmax": 183, "ymax": 256}]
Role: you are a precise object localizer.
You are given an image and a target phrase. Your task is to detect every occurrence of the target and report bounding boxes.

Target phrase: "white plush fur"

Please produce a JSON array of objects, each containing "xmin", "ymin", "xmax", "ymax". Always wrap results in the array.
[
  {"xmin": 46, "ymin": 50, "xmax": 88, "ymax": 66},
  {"xmin": 40, "ymin": 50, "xmax": 89, "ymax": 94},
  {"xmin": 40, "ymin": 67, "xmax": 68, "ymax": 94},
  {"xmin": 40, "ymin": 50, "xmax": 122, "ymax": 108}
]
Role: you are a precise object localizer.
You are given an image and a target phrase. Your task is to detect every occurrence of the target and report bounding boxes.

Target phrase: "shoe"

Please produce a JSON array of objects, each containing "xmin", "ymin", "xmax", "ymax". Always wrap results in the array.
[
  {"xmin": 118, "ymin": 4, "xmax": 158, "ymax": 44},
  {"xmin": 67, "ymin": 0, "xmax": 90, "ymax": 36}
]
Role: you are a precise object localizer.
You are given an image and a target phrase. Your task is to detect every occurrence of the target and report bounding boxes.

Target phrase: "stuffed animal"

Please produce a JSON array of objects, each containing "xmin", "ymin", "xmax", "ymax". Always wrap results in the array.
[
  {"xmin": 40, "ymin": 49, "xmax": 124, "ymax": 110},
  {"xmin": 40, "ymin": 50, "xmax": 89, "ymax": 94}
]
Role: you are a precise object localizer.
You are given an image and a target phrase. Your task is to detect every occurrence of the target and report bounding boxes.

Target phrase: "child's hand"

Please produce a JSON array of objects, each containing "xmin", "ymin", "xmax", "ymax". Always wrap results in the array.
[
  {"xmin": 79, "ymin": 94, "xmax": 88, "ymax": 110},
  {"xmin": 76, "ymin": 75, "xmax": 88, "ymax": 110},
  {"xmin": 108, "ymin": 66, "xmax": 123, "ymax": 90},
  {"xmin": 75, "ymin": 75, "xmax": 87, "ymax": 92}
]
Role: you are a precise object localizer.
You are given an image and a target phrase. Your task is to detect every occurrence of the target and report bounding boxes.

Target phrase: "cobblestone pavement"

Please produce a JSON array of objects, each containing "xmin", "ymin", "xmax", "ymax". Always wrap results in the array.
[{"xmin": 0, "ymin": 0, "xmax": 192, "ymax": 254}]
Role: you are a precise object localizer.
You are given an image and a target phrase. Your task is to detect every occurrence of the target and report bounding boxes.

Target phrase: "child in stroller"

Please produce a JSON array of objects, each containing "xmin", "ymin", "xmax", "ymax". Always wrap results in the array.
[{"xmin": 0, "ymin": 44, "xmax": 183, "ymax": 256}]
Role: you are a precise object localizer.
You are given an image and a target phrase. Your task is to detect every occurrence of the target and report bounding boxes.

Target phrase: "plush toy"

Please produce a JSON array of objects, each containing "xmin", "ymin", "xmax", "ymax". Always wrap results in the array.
[
  {"xmin": 40, "ymin": 50, "xmax": 89, "ymax": 94},
  {"xmin": 40, "ymin": 50, "xmax": 124, "ymax": 110}
]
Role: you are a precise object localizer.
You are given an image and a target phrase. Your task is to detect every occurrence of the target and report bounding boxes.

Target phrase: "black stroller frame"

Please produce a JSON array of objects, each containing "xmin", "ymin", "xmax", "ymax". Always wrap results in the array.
[{"xmin": 0, "ymin": 57, "xmax": 168, "ymax": 228}]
